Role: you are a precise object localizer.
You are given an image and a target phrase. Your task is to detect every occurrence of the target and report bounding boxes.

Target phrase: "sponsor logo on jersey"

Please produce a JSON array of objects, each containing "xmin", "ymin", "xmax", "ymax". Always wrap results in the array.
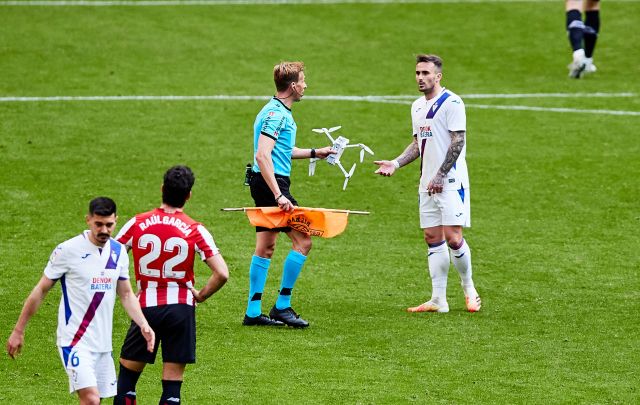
[
  {"xmin": 81, "ymin": 253, "xmax": 91, "ymax": 259},
  {"xmin": 268, "ymin": 111, "xmax": 275, "ymax": 116},
  {"xmin": 91, "ymin": 276, "xmax": 113, "ymax": 291},
  {"xmin": 419, "ymin": 126, "xmax": 432, "ymax": 138}
]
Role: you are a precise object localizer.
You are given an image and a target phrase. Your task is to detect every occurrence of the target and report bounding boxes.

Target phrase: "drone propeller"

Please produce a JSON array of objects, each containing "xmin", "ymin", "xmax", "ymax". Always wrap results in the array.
[
  {"xmin": 328, "ymin": 126, "xmax": 342, "ymax": 132},
  {"xmin": 312, "ymin": 128, "xmax": 325, "ymax": 133},
  {"xmin": 342, "ymin": 163, "xmax": 356, "ymax": 190},
  {"xmin": 309, "ymin": 158, "xmax": 319, "ymax": 176},
  {"xmin": 359, "ymin": 149, "xmax": 365, "ymax": 163},
  {"xmin": 361, "ymin": 144, "xmax": 374, "ymax": 155}
]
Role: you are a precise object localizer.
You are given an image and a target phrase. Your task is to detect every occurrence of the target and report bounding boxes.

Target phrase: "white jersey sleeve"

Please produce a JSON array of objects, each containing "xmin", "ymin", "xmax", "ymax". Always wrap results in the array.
[
  {"xmin": 117, "ymin": 245, "xmax": 130, "ymax": 280},
  {"xmin": 445, "ymin": 96, "xmax": 466, "ymax": 132},
  {"xmin": 44, "ymin": 244, "xmax": 69, "ymax": 280}
]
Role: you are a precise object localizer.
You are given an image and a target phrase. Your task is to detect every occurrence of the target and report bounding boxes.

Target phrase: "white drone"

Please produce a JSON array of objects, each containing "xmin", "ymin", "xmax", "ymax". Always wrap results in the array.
[{"xmin": 309, "ymin": 126, "xmax": 374, "ymax": 190}]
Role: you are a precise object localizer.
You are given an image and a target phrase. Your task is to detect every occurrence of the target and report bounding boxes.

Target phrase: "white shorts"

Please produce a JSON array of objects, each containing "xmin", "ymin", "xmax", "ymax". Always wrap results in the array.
[
  {"xmin": 57, "ymin": 346, "xmax": 117, "ymax": 398},
  {"xmin": 419, "ymin": 188, "xmax": 471, "ymax": 228}
]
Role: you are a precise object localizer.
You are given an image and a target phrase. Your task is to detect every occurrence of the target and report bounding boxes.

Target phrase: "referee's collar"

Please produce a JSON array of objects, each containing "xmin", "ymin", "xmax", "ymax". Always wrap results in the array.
[{"xmin": 272, "ymin": 96, "xmax": 292, "ymax": 111}]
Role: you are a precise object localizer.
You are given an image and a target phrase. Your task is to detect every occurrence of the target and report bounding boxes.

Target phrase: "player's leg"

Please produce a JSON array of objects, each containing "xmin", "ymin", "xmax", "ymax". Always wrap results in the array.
[
  {"xmin": 269, "ymin": 229, "xmax": 311, "ymax": 328},
  {"xmin": 159, "ymin": 363, "xmax": 186, "ymax": 405},
  {"xmin": 77, "ymin": 387, "xmax": 101, "ymax": 405},
  {"xmin": 114, "ymin": 308, "xmax": 159, "ymax": 405},
  {"xmin": 566, "ymin": 0, "xmax": 587, "ymax": 78},
  {"xmin": 440, "ymin": 188, "xmax": 480, "ymax": 312},
  {"xmin": 92, "ymin": 351, "xmax": 118, "ymax": 402},
  {"xmin": 583, "ymin": 0, "xmax": 600, "ymax": 73},
  {"xmin": 408, "ymin": 192, "xmax": 450, "ymax": 313},
  {"xmin": 57, "ymin": 347, "xmax": 102, "ymax": 404},
  {"xmin": 444, "ymin": 226, "xmax": 481, "ymax": 312},
  {"xmin": 156, "ymin": 304, "xmax": 196, "ymax": 404},
  {"xmin": 114, "ymin": 359, "xmax": 145, "ymax": 405}
]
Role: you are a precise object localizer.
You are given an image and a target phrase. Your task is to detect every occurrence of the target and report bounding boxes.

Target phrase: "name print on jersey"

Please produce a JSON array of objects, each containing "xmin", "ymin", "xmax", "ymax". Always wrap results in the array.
[{"xmin": 138, "ymin": 214, "xmax": 193, "ymax": 237}]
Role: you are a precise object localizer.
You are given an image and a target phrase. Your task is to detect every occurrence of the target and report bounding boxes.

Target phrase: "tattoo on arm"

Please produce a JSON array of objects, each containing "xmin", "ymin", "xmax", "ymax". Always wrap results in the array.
[
  {"xmin": 438, "ymin": 130, "xmax": 465, "ymax": 176},
  {"xmin": 396, "ymin": 138, "xmax": 420, "ymax": 167}
]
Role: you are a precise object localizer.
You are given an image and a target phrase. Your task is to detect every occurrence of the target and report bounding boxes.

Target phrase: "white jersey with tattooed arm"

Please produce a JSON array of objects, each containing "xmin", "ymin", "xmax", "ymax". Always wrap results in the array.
[{"xmin": 411, "ymin": 87, "xmax": 469, "ymax": 192}]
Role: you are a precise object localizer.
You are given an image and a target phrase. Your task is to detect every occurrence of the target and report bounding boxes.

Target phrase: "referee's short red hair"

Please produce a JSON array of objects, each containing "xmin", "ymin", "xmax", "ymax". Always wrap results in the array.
[{"xmin": 274, "ymin": 61, "xmax": 304, "ymax": 92}]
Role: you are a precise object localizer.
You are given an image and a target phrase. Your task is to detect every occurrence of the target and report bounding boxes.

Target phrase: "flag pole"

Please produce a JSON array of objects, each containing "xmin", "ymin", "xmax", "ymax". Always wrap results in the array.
[{"xmin": 221, "ymin": 207, "xmax": 370, "ymax": 215}]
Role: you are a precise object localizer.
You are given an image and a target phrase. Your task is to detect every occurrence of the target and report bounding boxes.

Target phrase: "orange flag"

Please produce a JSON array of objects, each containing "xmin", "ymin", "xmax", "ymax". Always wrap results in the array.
[{"xmin": 245, "ymin": 207, "xmax": 350, "ymax": 238}]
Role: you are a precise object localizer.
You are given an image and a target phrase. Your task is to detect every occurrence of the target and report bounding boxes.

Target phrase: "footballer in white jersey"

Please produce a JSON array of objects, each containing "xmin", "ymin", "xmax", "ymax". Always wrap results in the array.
[
  {"xmin": 375, "ymin": 54, "xmax": 481, "ymax": 314},
  {"xmin": 44, "ymin": 230, "xmax": 129, "ymax": 353},
  {"xmin": 7, "ymin": 198, "xmax": 154, "ymax": 403}
]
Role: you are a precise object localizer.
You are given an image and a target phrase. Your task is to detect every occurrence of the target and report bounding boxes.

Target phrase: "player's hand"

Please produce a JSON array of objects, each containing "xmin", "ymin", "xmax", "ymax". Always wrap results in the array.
[
  {"xmin": 427, "ymin": 173, "xmax": 445, "ymax": 195},
  {"xmin": 140, "ymin": 323, "xmax": 155, "ymax": 353},
  {"xmin": 189, "ymin": 287, "xmax": 209, "ymax": 304},
  {"xmin": 7, "ymin": 330, "xmax": 24, "ymax": 359},
  {"xmin": 373, "ymin": 160, "xmax": 396, "ymax": 177},
  {"xmin": 276, "ymin": 195, "xmax": 294, "ymax": 213},
  {"xmin": 315, "ymin": 146, "xmax": 337, "ymax": 159}
]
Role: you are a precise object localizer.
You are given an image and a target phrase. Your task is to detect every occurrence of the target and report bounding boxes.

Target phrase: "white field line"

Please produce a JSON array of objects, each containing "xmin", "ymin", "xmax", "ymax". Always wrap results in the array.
[
  {"xmin": 1, "ymin": 93, "xmax": 638, "ymax": 116},
  {"xmin": 0, "ymin": 0, "xmax": 622, "ymax": 7},
  {"xmin": 466, "ymin": 104, "xmax": 640, "ymax": 116},
  {"xmin": 2, "ymin": 0, "xmax": 638, "ymax": 6},
  {"xmin": 0, "ymin": 93, "xmax": 635, "ymax": 102}
]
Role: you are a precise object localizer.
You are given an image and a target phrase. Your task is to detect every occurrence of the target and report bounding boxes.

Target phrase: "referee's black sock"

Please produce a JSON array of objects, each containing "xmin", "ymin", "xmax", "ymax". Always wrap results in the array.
[
  {"xmin": 159, "ymin": 380, "xmax": 182, "ymax": 405},
  {"xmin": 566, "ymin": 9, "xmax": 585, "ymax": 51},
  {"xmin": 114, "ymin": 364, "xmax": 142, "ymax": 405}
]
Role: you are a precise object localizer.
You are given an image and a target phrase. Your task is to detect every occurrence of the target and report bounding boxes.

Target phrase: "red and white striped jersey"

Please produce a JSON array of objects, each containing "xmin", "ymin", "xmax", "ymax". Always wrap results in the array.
[{"xmin": 116, "ymin": 208, "xmax": 219, "ymax": 308}]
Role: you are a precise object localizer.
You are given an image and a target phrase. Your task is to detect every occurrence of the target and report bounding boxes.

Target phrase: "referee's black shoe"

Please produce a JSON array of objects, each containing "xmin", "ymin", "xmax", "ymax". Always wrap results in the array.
[
  {"xmin": 242, "ymin": 314, "xmax": 285, "ymax": 326},
  {"xmin": 269, "ymin": 306, "xmax": 309, "ymax": 328}
]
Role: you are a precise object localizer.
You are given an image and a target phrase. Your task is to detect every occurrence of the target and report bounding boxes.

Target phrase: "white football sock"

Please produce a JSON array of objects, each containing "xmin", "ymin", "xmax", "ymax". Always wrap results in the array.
[
  {"xmin": 449, "ymin": 239, "xmax": 477, "ymax": 297},
  {"xmin": 427, "ymin": 241, "xmax": 450, "ymax": 303}
]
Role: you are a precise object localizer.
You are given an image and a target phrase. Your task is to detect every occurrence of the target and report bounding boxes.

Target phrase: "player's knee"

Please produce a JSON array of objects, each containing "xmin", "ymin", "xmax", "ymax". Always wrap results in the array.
[
  {"xmin": 255, "ymin": 243, "xmax": 276, "ymax": 258},
  {"xmin": 423, "ymin": 231, "xmax": 442, "ymax": 245},
  {"xmin": 445, "ymin": 234, "xmax": 463, "ymax": 248},
  {"xmin": 78, "ymin": 390, "xmax": 100, "ymax": 405}
]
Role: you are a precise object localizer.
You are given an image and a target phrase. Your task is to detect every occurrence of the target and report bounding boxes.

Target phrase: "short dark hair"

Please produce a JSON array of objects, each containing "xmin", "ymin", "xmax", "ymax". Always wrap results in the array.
[
  {"xmin": 89, "ymin": 197, "xmax": 117, "ymax": 216},
  {"xmin": 416, "ymin": 54, "xmax": 443, "ymax": 72},
  {"xmin": 162, "ymin": 165, "xmax": 195, "ymax": 208}
]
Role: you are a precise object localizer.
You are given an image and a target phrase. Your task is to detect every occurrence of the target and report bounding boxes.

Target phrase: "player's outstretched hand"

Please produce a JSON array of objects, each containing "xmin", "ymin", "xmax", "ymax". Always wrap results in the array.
[
  {"xmin": 7, "ymin": 330, "xmax": 24, "ymax": 359},
  {"xmin": 140, "ymin": 323, "xmax": 155, "ymax": 353},
  {"xmin": 315, "ymin": 146, "xmax": 337, "ymax": 159},
  {"xmin": 374, "ymin": 160, "xmax": 396, "ymax": 177}
]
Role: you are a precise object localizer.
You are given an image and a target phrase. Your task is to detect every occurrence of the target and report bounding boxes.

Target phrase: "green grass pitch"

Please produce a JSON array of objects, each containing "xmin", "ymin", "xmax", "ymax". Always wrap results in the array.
[{"xmin": 1, "ymin": 1, "xmax": 639, "ymax": 403}]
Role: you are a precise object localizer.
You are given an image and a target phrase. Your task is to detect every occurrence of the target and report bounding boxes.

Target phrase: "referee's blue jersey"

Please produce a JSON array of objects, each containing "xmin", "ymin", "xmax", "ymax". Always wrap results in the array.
[{"xmin": 252, "ymin": 97, "xmax": 297, "ymax": 177}]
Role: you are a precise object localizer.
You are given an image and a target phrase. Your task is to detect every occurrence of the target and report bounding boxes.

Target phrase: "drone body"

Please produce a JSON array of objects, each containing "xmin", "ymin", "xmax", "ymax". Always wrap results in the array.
[{"xmin": 309, "ymin": 126, "xmax": 374, "ymax": 190}]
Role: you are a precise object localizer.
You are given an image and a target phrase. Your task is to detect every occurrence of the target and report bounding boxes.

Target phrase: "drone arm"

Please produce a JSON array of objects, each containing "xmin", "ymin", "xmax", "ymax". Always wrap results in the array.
[{"xmin": 336, "ymin": 162, "xmax": 349, "ymax": 177}]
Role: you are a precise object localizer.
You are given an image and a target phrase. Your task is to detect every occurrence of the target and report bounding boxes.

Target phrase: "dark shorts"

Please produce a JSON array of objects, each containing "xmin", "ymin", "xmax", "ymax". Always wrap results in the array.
[
  {"xmin": 250, "ymin": 172, "xmax": 298, "ymax": 233},
  {"xmin": 120, "ymin": 304, "xmax": 196, "ymax": 364}
]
